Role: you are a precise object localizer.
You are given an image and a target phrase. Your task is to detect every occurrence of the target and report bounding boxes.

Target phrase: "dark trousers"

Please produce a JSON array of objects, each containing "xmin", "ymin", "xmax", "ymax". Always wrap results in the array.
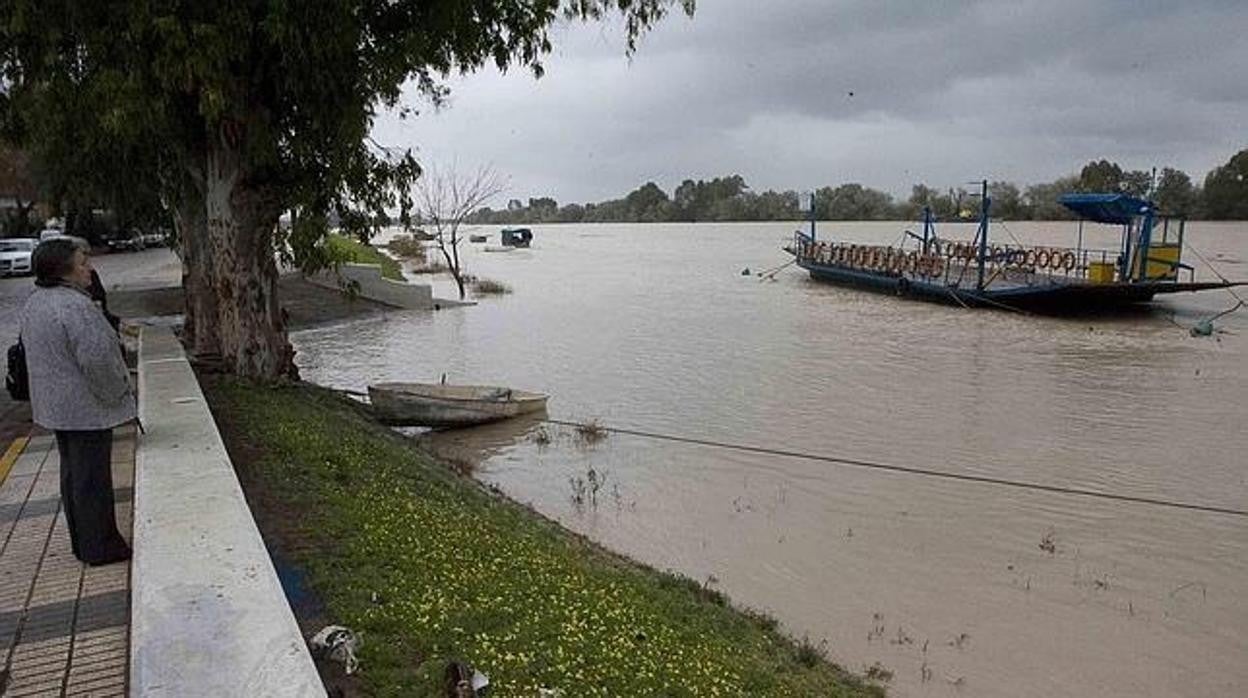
[{"xmin": 54, "ymin": 429, "xmax": 129, "ymax": 564}]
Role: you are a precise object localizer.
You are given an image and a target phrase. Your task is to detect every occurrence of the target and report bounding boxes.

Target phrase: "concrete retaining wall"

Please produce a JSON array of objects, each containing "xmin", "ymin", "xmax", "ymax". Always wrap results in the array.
[
  {"xmin": 132, "ymin": 328, "xmax": 324, "ymax": 697},
  {"xmin": 308, "ymin": 262, "xmax": 433, "ymax": 309}
]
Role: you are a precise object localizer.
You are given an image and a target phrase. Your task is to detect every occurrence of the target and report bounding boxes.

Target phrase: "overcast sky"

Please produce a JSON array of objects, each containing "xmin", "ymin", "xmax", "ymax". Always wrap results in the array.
[{"xmin": 372, "ymin": 0, "xmax": 1248, "ymax": 207}]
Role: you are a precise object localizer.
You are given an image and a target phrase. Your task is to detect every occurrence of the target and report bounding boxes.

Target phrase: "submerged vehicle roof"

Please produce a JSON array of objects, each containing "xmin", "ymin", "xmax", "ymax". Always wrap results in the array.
[{"xmin": 1058, "ymin": 193, "xmax": 1152, "ymax": 225}]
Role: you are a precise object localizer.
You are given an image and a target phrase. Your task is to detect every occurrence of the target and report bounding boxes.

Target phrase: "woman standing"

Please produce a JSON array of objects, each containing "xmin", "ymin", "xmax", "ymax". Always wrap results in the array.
[{"xmin": 21, "ymin": 238, "xmax": 134, "ymax": 565}]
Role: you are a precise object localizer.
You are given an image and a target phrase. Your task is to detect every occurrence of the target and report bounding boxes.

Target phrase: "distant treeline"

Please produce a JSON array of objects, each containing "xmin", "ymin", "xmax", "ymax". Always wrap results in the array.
[{"xmin": 468, "ymin": 148, "xmax": 1248, "ymax": 225}]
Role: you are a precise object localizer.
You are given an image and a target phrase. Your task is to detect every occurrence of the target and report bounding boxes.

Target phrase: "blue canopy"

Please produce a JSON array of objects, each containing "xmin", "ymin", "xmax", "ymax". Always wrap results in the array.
[{"xmin": 1058, "ymin": 193, "xmax": 1152, "ymax": 225}]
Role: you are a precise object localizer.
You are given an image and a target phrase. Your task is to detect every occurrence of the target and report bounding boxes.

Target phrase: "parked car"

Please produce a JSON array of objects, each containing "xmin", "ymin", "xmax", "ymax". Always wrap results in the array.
[
  {"xmin": 105, "ymin": 229, "xmax": 148, "ymax": 252},
  {"xmin": 39, "ymin": 227, "xmax": 67, "ymax": 242},
  {"xmin": 0, "ymin": 238, "xmax": 37, "ymax": 276},
  {"xmin": 140, "ymin": 228, "xmax": 170, "ymax": 247},
  {"xmin": 109, "ymin": 227, "xmax": 170, "ymax": 252}
]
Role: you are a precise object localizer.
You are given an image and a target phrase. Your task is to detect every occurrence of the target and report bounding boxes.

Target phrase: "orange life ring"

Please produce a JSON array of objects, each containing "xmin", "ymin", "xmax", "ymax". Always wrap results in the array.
[{"xmin": 1060, "ymin": 250, "xmax": 1076, "ymax": 272}]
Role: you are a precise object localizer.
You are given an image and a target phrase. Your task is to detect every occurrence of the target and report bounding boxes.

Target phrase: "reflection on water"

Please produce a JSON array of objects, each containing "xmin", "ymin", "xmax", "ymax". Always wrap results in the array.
[
  {"xmin": 295, "ymin": 221, "xmax": 1248, "ymax": 697},
  {"xmin": 411, "ymin": 414, "xmax": 549, "ymax": 473}
]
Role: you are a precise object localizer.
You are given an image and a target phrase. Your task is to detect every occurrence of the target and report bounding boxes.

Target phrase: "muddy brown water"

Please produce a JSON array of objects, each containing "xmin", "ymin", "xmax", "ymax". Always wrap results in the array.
[{"xmin": 293, "ymin": 221, "xmax": 1248, "ymax": 697}]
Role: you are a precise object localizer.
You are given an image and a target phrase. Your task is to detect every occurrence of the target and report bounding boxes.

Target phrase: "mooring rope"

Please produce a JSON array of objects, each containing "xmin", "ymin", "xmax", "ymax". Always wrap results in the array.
[
  {"xmin": 337, "ymin": 387, "xmax": 1245, "ymax": 517},
  {"xmin": 1174, "ymin": 241, "xmax": 1248, "ymax": 332},
  {"xmin": 542, "ymin": 418, "xmax": 1248, "ymax": 519},
  {"xmin": 1184, "ymin": 241, "xmax": 1247, "ymax": 306},
  {"xmin": 757, "ymin": 259, "xmax": 796, "ymax": 281}
]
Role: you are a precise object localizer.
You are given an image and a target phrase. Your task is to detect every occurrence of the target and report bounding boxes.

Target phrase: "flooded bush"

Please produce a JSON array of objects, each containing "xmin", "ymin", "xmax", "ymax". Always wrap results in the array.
[
  {"xmin": 796, "ymin": 637, "xmax": 828, "ymax": 669},
  {"xmin": 472, "ymin": 277, "xmax": 512, "ymax": 295},
  {"xmin": 863, "ymin": 662, "xmax": 893, "ymax": 683},
  {"xmin": 569, "ymin": 474, "xmax": 587, "ymax": 508},
  {"xmin": 385, "ymin": 234, "xmax": 427, "ymax": 262},
  {"xmin": 569, "ymin": 466, "xmax": 609, "ymax": 509},
  {"xmin": 408, "ymin": 260, "xmax": 448, "ymax": 275},
  {"xmin": 575, "ymin": 418, "xmax": 608, "ymax": 444}
]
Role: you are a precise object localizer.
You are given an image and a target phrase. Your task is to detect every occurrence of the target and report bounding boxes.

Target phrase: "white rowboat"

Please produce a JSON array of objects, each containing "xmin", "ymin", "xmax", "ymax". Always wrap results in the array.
[{"xmin": 368, "ymin": 382, "xmax": 548, "ymax": 427}]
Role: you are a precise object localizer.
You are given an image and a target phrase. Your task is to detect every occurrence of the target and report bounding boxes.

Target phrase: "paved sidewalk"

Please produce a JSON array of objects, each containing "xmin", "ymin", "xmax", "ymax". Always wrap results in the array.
[
  {"xmin": 0, "ymin": 426, "xmax": 134, "ymax": 697},
  {"xmin": 0, "ymin": 397, "xmax": 31, "ymax": 450}
]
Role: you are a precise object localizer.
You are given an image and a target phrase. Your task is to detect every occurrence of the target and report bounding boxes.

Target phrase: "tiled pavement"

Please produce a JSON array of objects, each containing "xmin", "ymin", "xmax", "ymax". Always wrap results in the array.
[{"xmin": 0, "ymin": 426, "xmax": 134, "ymax": 697}]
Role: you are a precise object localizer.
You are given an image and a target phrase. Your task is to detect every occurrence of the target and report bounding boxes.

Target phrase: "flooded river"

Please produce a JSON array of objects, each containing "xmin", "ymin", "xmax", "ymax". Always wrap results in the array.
[{"xmin": 294, "ymin": 221, "xmax": 1248, "ymax": 697}]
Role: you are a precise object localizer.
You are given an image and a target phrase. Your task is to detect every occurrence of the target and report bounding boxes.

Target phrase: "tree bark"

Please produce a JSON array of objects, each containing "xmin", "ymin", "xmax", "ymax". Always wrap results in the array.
[
  {"xmin": 172, "ymin": 175, "xmax": 218, "ymax": 360},
  {"xmin": 164, "ymin": 117, "xmax": 298, "ymax": 380},
  {"xmin": 451, "ymin": 232, "xmax": 465, "ymax": 299},
  {"xmin": 198, "ymin": 138, "xmax": 296, "ymax": 379}
]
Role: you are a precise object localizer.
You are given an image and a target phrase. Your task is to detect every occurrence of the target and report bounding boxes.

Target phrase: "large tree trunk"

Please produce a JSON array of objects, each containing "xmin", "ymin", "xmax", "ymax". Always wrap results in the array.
[
  {"xmin": 172, "ymin": 181, "xmax": 218, "ymax": 360},
  {"xmin": 200, "ymin": 139, "xmax": 296, "ymax": 379}
]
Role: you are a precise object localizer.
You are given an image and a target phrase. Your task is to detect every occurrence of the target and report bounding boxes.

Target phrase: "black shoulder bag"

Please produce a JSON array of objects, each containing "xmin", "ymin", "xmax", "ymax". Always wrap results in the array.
[{"xmin": 5, "ymin": 337, "xmax": 29, "ymax": 401}]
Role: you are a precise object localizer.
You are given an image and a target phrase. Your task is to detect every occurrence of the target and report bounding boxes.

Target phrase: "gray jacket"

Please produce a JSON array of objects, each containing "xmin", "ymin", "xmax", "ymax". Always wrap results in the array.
[{"xmin": 21, "ymin": 285, "xmax": 136, "ymax": 430}]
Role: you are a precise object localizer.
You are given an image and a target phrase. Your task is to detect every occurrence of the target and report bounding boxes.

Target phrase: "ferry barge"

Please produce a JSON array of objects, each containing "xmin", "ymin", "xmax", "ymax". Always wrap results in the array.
[{"xmin": 787, "ymin": 181, "xmax": 1243, "ymax": 312}]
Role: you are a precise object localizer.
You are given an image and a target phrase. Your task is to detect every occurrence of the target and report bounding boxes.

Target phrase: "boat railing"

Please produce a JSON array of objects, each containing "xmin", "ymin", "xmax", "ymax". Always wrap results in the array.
[{"xmin": 792, "ymin": 231, "xmax": 1164, "ymax": 287}]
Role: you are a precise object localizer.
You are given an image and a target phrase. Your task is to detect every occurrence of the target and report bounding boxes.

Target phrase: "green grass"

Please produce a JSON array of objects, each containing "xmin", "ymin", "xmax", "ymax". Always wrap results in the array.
[
  {"xmin": 325, "ymin": 234, "xmax": 404, "ymax": 281},
  {"xmin": 204, "ymin": 379, "xmax": 884, "ymax": 697}
]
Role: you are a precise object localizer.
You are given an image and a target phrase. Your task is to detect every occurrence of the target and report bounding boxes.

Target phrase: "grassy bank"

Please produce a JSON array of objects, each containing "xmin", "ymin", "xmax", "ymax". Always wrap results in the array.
[
  {"xmin": 204, "ymin": 378, "xmax": 883, "ymax": 697},
  {"xmin": 326, "ymin": 234, "xmax": 404, "ymax": 281}
]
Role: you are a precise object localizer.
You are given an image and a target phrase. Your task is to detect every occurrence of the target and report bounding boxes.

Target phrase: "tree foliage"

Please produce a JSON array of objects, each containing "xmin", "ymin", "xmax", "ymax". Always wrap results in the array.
[
  {"xmin": 1024, "ymin": 176, "xmax": 1080, "ymax": 221},
  {"xmin": 1153, "ymin": 167, "xmax": 1197, "ymax": 216},
  {"xmin": 1202, "ymin": 148, "xmax": 1248, "ymax": 220},
  {"xmin": 476, "ymin": 148, "xmax": 1248, "ymax": 226},
  {"xmin": 0, "ymin": 145, "xmax": 39, "ymax": 236},
  {"xmin": 1, "ymin": 0, "xmax": 694, "ymax": 377}
]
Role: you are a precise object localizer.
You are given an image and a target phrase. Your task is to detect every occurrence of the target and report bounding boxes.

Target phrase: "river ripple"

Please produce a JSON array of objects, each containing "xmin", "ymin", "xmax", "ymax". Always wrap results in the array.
[{"xmin": 295, "ymin": 221, "xmax": 1248, "ymax": 697}]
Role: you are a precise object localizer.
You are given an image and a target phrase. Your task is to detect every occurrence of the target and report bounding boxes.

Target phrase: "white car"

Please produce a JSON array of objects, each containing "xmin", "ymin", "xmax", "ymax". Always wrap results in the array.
[{"xmin": 0, "ymin": 238, "xmax": 37, "ymax": 276}]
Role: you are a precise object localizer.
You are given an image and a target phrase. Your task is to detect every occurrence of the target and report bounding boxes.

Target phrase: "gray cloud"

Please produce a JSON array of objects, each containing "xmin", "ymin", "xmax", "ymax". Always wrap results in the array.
[{"xmin": 372, "ymin": 0, "xmax": 1248, "ymax": 205}]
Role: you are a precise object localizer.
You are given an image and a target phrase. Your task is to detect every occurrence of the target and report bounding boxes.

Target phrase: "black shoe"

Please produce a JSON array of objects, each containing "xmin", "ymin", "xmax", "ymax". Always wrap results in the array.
[{"xmin": 85, "ymin": 544, "xmax": 132, "ymax": 567}]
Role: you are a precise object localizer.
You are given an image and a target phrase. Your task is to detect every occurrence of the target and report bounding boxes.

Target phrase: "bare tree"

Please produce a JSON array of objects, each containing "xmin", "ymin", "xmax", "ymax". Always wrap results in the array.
[{"xmin": 412, "ymin": 163, "xmax": 505, "ymax": 299}]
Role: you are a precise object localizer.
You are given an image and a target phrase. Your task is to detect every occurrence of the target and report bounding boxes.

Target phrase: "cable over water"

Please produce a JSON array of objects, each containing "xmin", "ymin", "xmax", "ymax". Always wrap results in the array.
[{"xmin": 543, "ymin": 418, "xmax": 1248, "ymax": 519}]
